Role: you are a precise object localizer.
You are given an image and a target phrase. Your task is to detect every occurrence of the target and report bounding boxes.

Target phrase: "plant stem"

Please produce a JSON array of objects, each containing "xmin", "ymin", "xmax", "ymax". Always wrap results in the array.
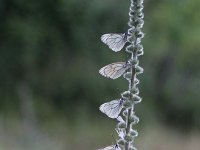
[
  {"xmin": 124, "ymin": 0, "xmax": 144, "ymax": 149},
  {"xmin": 125, "ymin": 66, "xmax": 136, "ymax": 150}
]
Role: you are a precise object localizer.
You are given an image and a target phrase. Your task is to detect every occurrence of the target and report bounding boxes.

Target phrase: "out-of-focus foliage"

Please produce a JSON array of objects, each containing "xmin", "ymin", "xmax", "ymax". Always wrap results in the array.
[
  {"xmin": 0, "ymin": 0, "xmax": 200, "ymax": 130},
  {"xmin": 144, "ymin": 0, "xmax": 200, "ymax": 129}
]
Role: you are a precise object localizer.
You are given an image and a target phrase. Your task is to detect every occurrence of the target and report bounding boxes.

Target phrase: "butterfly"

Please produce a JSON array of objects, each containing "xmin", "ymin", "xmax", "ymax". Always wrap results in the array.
[
  {"xmin": 98, "ymin": 144, "xmax": 121, "ymax": 150},
  {"xmin": 99, "ymin": 99, "xmax": 124, "ymax": 119},
  {"xmin": 101, "ymin": 33, "xmax": 127, "ymax": 52},
  {"xmin": 99, "ymin": 62, "xmax": 129, "ymax": 79}
]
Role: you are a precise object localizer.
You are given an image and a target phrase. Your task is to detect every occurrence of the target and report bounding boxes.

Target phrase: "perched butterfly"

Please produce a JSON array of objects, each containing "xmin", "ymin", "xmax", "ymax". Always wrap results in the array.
[
  {"xmin": 99, "ymin": 62, "xmax": 129, "ymax": 79},
  {"xmin": 101, "ymin": 33, "xmax": 127, "ymax": 52},
  {"xmin": 98, "ymin": 144, "xmax": 121, "ymax": 150},
  {"xmin": 99, "ymin": 99, "xmax": 124, "ymax": 119}
]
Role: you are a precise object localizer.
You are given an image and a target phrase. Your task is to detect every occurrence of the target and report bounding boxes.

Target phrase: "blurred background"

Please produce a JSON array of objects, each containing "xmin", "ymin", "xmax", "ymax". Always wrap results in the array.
[{"xmin": 0, "ymin": 0, "xmax": 200, "ymax": 149}]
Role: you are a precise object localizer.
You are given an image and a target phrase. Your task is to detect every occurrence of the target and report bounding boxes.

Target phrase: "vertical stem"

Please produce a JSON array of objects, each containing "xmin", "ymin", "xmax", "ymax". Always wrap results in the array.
[
  {"xmin": 125, "ymin": 109, "xmax": 132, "ymax": 149},
  {"xmin": 124, "ymin": 0, "xmax": 144, "ymax": 149},
  {"xmin": 125, "ymin": 53, "xmax": 137, "ymax": 150}
]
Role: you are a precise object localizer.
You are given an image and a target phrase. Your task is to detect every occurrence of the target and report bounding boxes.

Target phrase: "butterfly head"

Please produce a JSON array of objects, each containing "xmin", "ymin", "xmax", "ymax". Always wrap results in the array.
[
  {"xmin": 124, "ymin": 32, "xmax": 129, "ymax": 38},
  {"xmin": 119, "ymin": 98, "xmax": 125, "ymax": 105},
  {"xmin": 124, "ymin": 60, "xmax": 133, "ymax": 68}
]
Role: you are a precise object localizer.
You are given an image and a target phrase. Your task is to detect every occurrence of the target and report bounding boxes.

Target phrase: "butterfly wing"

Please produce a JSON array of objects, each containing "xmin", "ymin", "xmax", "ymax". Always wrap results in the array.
[
  {"xmin": 99, "ymin": 62, "xmax": 127, "ymax": 79},
  {"xmin": 101, "ymin": 33, "xmax": 127, "ymax": 52},
  {"xmin": 99, "ymin": 99, "xmax": 123, "ymax": 119},
  {"xmin": 98, "ymin": 144, "xmax": 121, "ymax": 150},
  {"xmin": 98, "ymin": 145, "xmax": 114, "ymax": 150}
]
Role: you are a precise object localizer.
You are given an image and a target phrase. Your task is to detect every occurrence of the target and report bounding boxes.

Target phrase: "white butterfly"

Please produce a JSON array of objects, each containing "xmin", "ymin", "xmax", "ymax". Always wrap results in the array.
[
  {"xmin": 99, "ymin": 62, "xmax": 129, "ymax": 79},
  {"xmin": 98, "ymin": 144, "xmax": 121, "ymax": 150},
  {"xmin": 101, "ymin": 33, "xmax": 127, "ymax": 52},
  {"xmin": 99, "ymin": 99, "xmax": 124, "ymax": 119}
]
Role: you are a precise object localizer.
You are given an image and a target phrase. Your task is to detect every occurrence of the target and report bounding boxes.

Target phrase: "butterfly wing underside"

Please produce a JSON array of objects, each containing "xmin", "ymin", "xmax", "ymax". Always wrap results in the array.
[
  {"xmin": 98, "ymin": 144, "xmax": 121, "ymax": 150},
  {"xmin": 98, "ymin": 145, "xmax": 114, "ymax": 150},
  {"xmin": 99, "ymin": 62, "xmax": 127, "ymax": 79},
  {"xmin": 101, "ymin": 33, "xmax": 127, "ymax": 52},
  {"xmin": 99, "ymin": 99, "xmax": 123, "ymax": 119}
]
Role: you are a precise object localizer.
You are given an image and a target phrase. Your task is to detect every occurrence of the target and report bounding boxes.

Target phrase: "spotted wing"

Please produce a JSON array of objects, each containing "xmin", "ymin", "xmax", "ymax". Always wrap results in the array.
[
  {"xmin": 99, "ymin": 99, "xmax": 123, "ymax": 119},
  {"xmin": 101, "ymin": 33, "xmax": 127, "ymax": 52},
  {"xmin": 99, "ymin": 62, "xmax": 127, "ymax": 79}
]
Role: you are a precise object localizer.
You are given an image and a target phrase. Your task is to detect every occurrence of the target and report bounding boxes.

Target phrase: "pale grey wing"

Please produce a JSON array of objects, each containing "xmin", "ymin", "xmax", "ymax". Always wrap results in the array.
[
  {"xmin": 109, "ymin": 65, "xmax": 127, "ymax": 79},
  {"xmin": 101, "ymin": 34, "xmax": 127, "ymax": 52},
  {"xmin": 99, "ymin": 100, "xmax": 123, "ymax": 119},
  {"xmin": 115, "ymin": 146, "xmax": 121, "ymax": 150},
  {"xmin": 99, "ymin": 62, "xmax": 127, "ymax": 79},
  {"xmin": 98, "ymin": 145, "xmax": 115, "ymax": 150},
  {"xmin": 98, "ymin": 145, "xmax": 121, "ymax": 150}
]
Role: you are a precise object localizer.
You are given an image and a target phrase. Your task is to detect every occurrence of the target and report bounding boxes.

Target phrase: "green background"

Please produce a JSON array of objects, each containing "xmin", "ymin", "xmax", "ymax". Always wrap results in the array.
[{"xmin": 0, "ymin": 0, "xmax": 200, "ymax": 149}]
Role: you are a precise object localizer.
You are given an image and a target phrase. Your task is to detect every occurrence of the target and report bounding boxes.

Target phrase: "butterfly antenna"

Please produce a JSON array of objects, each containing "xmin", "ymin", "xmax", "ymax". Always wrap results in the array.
[
  {"xmin": 121, "ymin": 97, "xmax": 125, "ymax": 101},
  {"xmin": 125, "ymin": 31, "xmax": 129, "ymax": 37},
  {"xmin": 125, "ymin": 60, "xmax": 129, "ymax": 66}
]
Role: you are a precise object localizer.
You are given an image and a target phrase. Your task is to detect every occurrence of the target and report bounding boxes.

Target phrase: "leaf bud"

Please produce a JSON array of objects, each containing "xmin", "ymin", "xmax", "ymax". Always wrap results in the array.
[
  {"xmin": 123, "ymin": 100, "xmax": 132, "ymax": 109},
  {"xmin": 135, "ymin": 66, "xmax": 143, "ymax": 75},
  {"xmin": 130, "ymin": 129, "xmax": 138, "ymax": 137},
  {"xmin": 121, "ymin": 91, "xmax": 131, "ymax": 99},
  {"xmin": 123, "ymin": 72, "xmax": 132, "ymax": 80},
  {"xmin": 124, "ymin": 135, "xmax": 134, "ymax": 142},
  {"xmin": 130, "ymin": 87, "xmax": 139, "ymax": 95},
  {"xmin": 117, "ymin": 122, "xmax": 126, "ymax": 129},
  {"xmin": 129, "ymin": 114, "xmax": 139, "ymax": 124},
  {"xmin": 117, "ymin": 139, "xmax": 125, "ymax": 146},
  {"xmin": 132, "ymin": 94, "xmax": 142, "ymax": 104}
]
